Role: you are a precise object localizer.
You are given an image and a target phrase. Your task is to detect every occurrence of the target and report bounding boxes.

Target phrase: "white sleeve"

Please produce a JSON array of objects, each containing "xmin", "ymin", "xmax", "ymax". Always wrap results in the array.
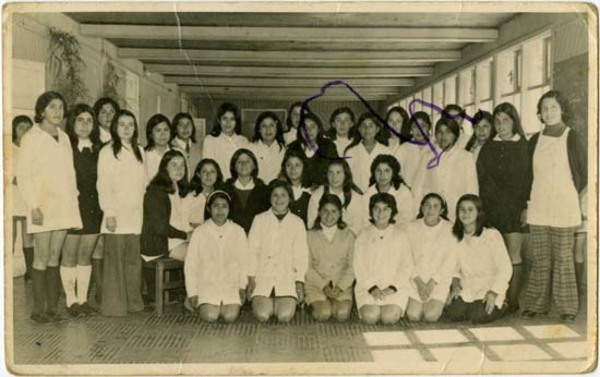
[
  {"xmin": 306, "ymin": 194, "xmax": 319, "ymax": 230},
  {"xmin": 353, "ymin": 232, "xmax": 378, "ymax": 290},
  {"xmin": 236, "ymin": 227, "xmax": 250, "ymax": 289},
  {"xmin": 465, "ymin": 153, "xmax": 479, "ymax": 195},
  {"xmin": 247, "ymin": 216, "xmax": 262, "ymax": 278},
  {"xmin": 97, "ymin": 148, "xmax": 118, "ymax": 217},
  {"xmin": 202, "ymin": 137, "xmax": 215, "ymax": 160},
  {"xmin": 489, "ymin": 230, "xmax": 513, "ymax": 295},
  {"xmin": 184, "ymin": 229, "xmax": 203, "ymax": 298},
  {"xmin": 293, "ymin": 223, "xmax": 309, "ymax": 283}
]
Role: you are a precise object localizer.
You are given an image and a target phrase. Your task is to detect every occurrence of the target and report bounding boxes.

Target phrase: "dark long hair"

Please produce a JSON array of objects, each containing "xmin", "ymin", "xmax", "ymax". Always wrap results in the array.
[
  {"xmin": 313, "ymin": 193, "xmax": 347, "ymax": 230},
  {"xmin": 12, "ymin": 115, "xmax": 33, "ymax": 144},
  {"xmin": 408, "ymin": 111, "xmax": 432, "ymax": 142},
  {"xmin": 384, "ymin": 106, "xmax": 410, "ymax": 144},
  {"xmin": 109, "ymin": 109, "xmax": 144, "ymax": 163},
  {"xmin": 324, "ymin": 159, "xmax": 362, "ymax": 209},
  {"xmin": 252, "ymin": 111, "xmax": 285, "ymax": 151},
  {"xmin": 171, "ymin": 112, "xmax": 196, "ymax": 143},
  {"xmin": 148, "ymin": 149, "xmax": 190, "ymax": 197},
  {"xmin": 286, "ymin": 101, "xmax": 302, "ymax": 131},
  {"xmin": 280, "ymin": 149, "xmax": 310, "ymax": 188},
  {"xmin": 65, "ymin": 104, "xmax": 101, "ymax": 151},
  {"xmin": 344, "ymin": 112, "xmax": 388, "ymax": 155},
  {"xmin": 210, "ymin": 102, "xmax": 242, "ymax": 137},
  {"xmin": 190, "ymin": 158, "xmax": 225, "ymax": 196},
  {"xmin": 368, "ymin": 154, "xmax": 407, "ymax": 190},
  {"xmin": 452, "ymin": 194, "xmax": 486, "ymax": 241},
  {"xmin": 493, "ymin": 103, "xmax": 526, "ymax": 139},
  {"xmin": 296, "ymin": 111, "xmax": 325, "ymax": 147},
  {"xmin": 465, "ymin": 110, "xmax": 494, "ymax": 151},
  {"xmin": 93, "ymin": 97, "xmax": 120, "ymax": 121},
  {"xmin": 226, "ymin": 148, "xmax": 262, "ymax": 184},
  {"xmin": 34, "ymin": 91, "xmax": 66, "ymax": 124},
  {"xmin": 368, "ymin": 192, "xmax": 398, "ymax": 225},
  {"xmin": 416, "ymin": 192, "xmax": 449, "ymax": 221},
  {"xmin": 145, "ymin": 113, "xmax": 172, "ymax": 151}
]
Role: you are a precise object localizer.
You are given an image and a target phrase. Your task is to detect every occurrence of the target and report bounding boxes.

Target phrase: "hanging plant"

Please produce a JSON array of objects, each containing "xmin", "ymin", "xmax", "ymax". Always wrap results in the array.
[
  {"xmin": 103, "ymin": 57, "xmax": 123, "ymax": 103},
  {"xmin": 47, "ymin": 27, "xmax": 88, "ymax": 107}
]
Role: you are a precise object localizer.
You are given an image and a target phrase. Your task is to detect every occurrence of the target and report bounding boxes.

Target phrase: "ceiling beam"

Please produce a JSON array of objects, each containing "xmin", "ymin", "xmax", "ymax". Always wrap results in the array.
[
  {"xmin": 119, "ymin": 48, "xmax": 461, "ymax": 63},
  {"xmin": 145, "ymin": 64, "xmax": 433, "ymax": 78},
  {"xmin": 180, "ymin": 86, "xmax": 399, "ymax": 97},
  {"xmin": 164, "ymin": 76, "xmax": 414, "ymax": 87},
  {"xmin": 81, "ymin": 24, "xmax": 499, "ymax": 43},
  {"xmin": 191, "ymin": 94, "xmax": 390, "ymax": 102}
]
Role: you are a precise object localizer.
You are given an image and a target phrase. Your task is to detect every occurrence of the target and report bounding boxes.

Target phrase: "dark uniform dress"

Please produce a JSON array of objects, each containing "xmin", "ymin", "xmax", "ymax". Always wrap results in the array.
[
  {"xmin": 225, "ymin": 179, "xmax": 270, "ymax": 234},
  {"xmin": 290, "ymin": 190, "xmax": 311, "ymax": 228},
  {"xmin": 286, "ymin": 138, "xmax": 339, "ymax": 188},
  {"xmin": 68, "ymin": 144, "xmax": 103, "ymax": 234}
]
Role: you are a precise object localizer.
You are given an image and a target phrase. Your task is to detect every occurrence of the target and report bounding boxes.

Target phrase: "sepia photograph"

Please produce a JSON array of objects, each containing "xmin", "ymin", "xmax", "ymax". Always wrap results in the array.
[{"xmin": 2, "ymin": 2, "xmax": 597, "ymax": 375}]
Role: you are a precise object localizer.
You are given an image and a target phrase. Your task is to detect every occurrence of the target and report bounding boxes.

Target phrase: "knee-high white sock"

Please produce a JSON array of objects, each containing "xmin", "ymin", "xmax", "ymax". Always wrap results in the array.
[
  {"xmin": 60, "ymin": 266, "xmax": 77, "ymax": 307},
  {"xmin": 76, "ymin": 265, "xmax": 92, "ymax": 304}
]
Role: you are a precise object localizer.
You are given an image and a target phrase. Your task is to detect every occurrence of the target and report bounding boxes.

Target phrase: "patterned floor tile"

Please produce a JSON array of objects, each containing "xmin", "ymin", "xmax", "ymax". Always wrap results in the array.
[
  {"xmin": 413, "ymin": 329, "xmax": 469, "ymax": 344},
  {"xmin": 469, "ymin": 326, "xmax": 524, "ymax": 342}
]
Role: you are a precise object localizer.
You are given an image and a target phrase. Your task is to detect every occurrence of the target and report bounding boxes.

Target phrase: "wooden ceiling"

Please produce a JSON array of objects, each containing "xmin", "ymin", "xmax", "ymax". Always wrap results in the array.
[{"xmin": 67, "ymin": 12, "xmax": 516, "ymax": 103}]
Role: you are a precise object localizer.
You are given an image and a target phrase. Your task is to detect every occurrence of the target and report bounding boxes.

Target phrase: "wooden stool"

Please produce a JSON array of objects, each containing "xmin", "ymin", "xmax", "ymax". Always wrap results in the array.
[{"xmin": 145, "ymin": 258, "xmax": 185, "ymax": 317}]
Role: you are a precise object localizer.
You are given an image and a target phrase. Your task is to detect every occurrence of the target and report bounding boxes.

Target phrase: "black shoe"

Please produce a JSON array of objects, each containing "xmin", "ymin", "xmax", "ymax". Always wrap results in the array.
[
  {"xmin": 561, "ymin": 314, "xmax": 576, "ymax": 323},
  {"xmin": 24, "ymin": 273, "xmax": 32, "ymax": 283},
  {"xmin": 67, "ymin": 303, "xmax": 84, "ymax": 318},
  {"xmin": 79, "ymin": 302, "xmax": 97, "ymax": 316},
  {"xmin": 30, "ymin": 312, "xmax": 50, "ymax": 324},
  {"xmin": 521, "ymin": 310, "xmax": 537, "ymax": 318},
  {"xmin": 46, "ymin": 311, "xmax": 64, "ymax": 322}
]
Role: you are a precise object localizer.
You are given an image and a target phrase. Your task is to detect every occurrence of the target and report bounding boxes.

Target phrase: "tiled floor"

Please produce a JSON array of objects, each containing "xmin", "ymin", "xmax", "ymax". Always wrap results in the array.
[{"xmin": 8, "ymin": 277, "xmax": 593, "ymax": 374}]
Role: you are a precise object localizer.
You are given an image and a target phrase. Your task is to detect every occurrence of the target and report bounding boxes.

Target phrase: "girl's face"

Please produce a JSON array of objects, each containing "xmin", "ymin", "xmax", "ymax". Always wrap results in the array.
[
  {"xmin": 475, "ymin": 119, "xmax": 493, "ymax": 143},
  {"xmin": 333, "ymin": 112, "xmax": 353, "ymax": 138},
  {"xmin": 387, "ymin": 111, "xmax": 403, "ymax": 132},
  {"xmin": 219, "ymin": 111, "xmax": 236, "ymax": 136},
  {"xmin": 303, "ymin": 119, "xmax": 320, "ymax": 142},
  {"xmin": 411, "ymin": 119, "xmax": 431, "ymax": 142},
  {"xmin": 98, "ymin": 103, "xmax": 116, "ymax": 129},
  {"xmin": 15, "ymin": 121, "xmax": 32, "ymax": 144},
  {"xmin": 74, "ymin": 111, "xmax": 94, "ymax": 140},
  {"xmin": 540, "ymin": 97, "xmax": 563, "ymax": 126},
  {"xmin": 271, "ymin": 186, "xmax": 290, "ymax": 213},
  {"xmin": 458, "ymin": 200, "xmax": 478, "ymax": 228},
  {"xmin": 259, "ymin": 117, "xmax": 278, "ymax": 144},
  {"xmin": 359, "ymin": 118, "xmax": 379, "ymax": 142},
  {"xmin": 152, "ymin": 122, "xmax": 171, "ymax": 147},
  {"xmin": 327, "ymin": 164, "xmax": 345, "ymax": 190},
  {"xmin": 210, "ymin": 197, "xmax": 230, "ymax": 225},
  {"xmin": 198, "ymin": 163, "xmax": 218, "ymax": 188},
  {"xmin": 436, "ymin": 124, "xmax": 456, "ymax": 149},
  {"xmin": 374, "ymin": 162, "xmax": 393, "ymax": 188},
  {"xmin": 493, "ymin": 113, "xmax": 513, "ymax": 140},
  {"xmin": 290, "ymin": 106, "xmax": 301, "ymax": 129},
  {"xmin": 176, "ymin": 118, "xmax": 194, "ymax": 141},
  {"xmin": 116, "ymin": 115, "xmax": 136, "ymax": 142},
  {"xmin": 285, "ymin": 156, "xmax": 304, "ymax": 183},
  {"xmin": 167, "ymin": 156, "xmax": 186, "ymax": 183},
  {"xmin": 372, "ymin": 201, "xmax": 392, "ymax": 228},
  {"xmin": 319, "ymin": 203, "xmax": 341, "ymax": 228},
  {"xmin": 235, "ymin": 153, "xmax": 255, "ymax": 178},
  {"xmin": 421, "ymin": 197, "xmax": 443, "ymax": 224},
  {"xmin": 42, "ymin": 99, "xmax": 64, "ymax": 126}
]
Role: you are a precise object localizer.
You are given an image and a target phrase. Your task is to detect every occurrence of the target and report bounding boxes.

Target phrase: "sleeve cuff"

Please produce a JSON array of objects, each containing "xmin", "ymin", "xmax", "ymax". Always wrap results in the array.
[
  {"xmin": 368, "ymin": 285, "xmax": 379, "ymax": 294},
  {"xmin": 387, "ymin": 285, "xmax": 398, "ymax": 293}
]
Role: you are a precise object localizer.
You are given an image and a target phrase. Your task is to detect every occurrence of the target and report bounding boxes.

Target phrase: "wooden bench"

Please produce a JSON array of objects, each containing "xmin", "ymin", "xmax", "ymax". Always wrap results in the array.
[{"xmin": 145, "ymin": 258, "xmax": 186, "ymax": 317}]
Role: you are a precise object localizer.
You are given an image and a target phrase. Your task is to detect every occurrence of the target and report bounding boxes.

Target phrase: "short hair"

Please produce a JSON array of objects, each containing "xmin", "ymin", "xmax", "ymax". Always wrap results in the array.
[
  {"xmin": 227, "ymin": 148, "xmax": 260, "ymax": 184},
  {"xmin": 313, "ymin": 193, "xmax": 347, "ymax": 230},
  {"xmin": 148, "ymin": 149, "xmax": 190, "ymax": 196},
  {"xmin": 537, "ymin": 90, "xmax": 571, "ymax": 123},
  {"xmin": 34, "ymin": 91, "xmax": 66, "ymax": 124},
  {"xmin": 368, "ymin": 192, "xmax": 398, "ymax": 224},
  {"xmin": 12, "ymin": 115, "xmax": 33, "ymax": 143},
  {"xmin": 93, "ymin": 97, "xmax": 120, "ymax": 119},
  {"xmin": 211, "ymin": 103, "xmax": 242, "ymax": 137},
  {"xmin": 171, "ymin": 112, "xmax": 196, "ymax": 143},
  {"xmin": 145, "ymin": 114, "xmax": 172, "ymax": 150},
  {"xmin": 465, "ymin": 110, "xmax": 495, "ymax": 151},
  {"xmin": 252, "ymin": 111, "xmax": 285, "ymax": 151},
  {"xmin": 452, "ymin": 194, "xmax": 486, "ymax": 241},
  {"xmin": 435, "ymin": 116, "xmax": 461, "ymax": 142},
  {"xmin": 190, "ymin": 158, "xmax": 225, "ymax": 196},
  {"xmin": 416, "ymin": 192, "xmax": 450, "ymax": 221},
  {"xmin": 368, "ymin": 154, "xmax": 406, "ymax": 190},
  {"xmin": 344, "ymin": 112, "xmax": 387, "ymax": 154},
  {"xmin": 268, "ymin": 179, "xmax": 294, "ymax": 205},
  {"xmin": 493, "ymin": 103, "xmax": 526, "ymax": 139},
  {"xmin": 65, "ymin": 103, "xmax": 101, "ymax": 149}
]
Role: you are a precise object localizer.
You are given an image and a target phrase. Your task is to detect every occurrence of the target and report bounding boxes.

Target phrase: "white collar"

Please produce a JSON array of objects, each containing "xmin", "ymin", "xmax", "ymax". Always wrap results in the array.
[
  {"xmin": 234, "ymin": 178, "xmax": 255, "ymax": 190},
  {"xmin": 493, "ymin": 133, "xmax": 521, "ymax": 142},
  {"xmin": 173, "ymin": 137, "xmax": 191, "ymax": 149},
  {"xmin": 322, "ymin": 224, "xmax": 337, "ymax": 241},
  {"xmin": 77, "ymin": 139, "xmax": 93, "ymax": 152}
]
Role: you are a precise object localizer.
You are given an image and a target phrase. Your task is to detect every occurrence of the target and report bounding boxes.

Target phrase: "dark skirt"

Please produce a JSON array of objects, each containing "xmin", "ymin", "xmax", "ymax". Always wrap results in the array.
[{"xmin": 68, "ymin": 193, "xmax": 103, "ymax": 234}]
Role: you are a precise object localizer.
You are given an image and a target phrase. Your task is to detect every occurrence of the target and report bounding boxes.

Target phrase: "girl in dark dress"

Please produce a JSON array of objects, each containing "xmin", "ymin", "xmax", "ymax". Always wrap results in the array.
[
  {"xmin": 61, "ymin": 104, "xmax": 104, "ymax": 318},
  {"xmin": 286, "ymin": 112, "xmax": 338, "ymax": 189},
  {"xmin": 279, "ymin": 149, "xmax": 312, "ymax": 227},
  {"xmin": 476, "ymin": 103, "xmax": 530, "ymax": 313}
]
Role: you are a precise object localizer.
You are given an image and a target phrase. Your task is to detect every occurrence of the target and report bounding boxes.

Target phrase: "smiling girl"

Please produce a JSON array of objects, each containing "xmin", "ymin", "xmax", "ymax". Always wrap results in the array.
[
  {"xmin": 393, "ymin": 111, "xmax": 433, "ymax": 189},
  {"xmin": 93, "ymin": 97, "xmax": 119, "ymax": 144},
  {"xmin": 465, "ymin": 110, "xmax": 495, "ymax": 161},
  {"xmin": 279, "ymin": 150, "xmax": 312, "ymax": 226},
  {"xmin": 188, "ymin": 159, "xmax": 226, "ymax": 227},
  {"xmin": 384, "ymin": 106, "xmax": 410, "ymax": 152},
  {"xmin": 249, "ymin": 111, "xmax": 286, "ymax": 184},
  {"xmin": 145, "ymin": 114, "xmax": 172, "ymax": 180},
  {"xmin": 329, "ymin": 107, "xmax": 356, "ymax": 156},
  {"xmin": 170, "ymin": 113, "xmax": 203, "ymax": 176}
]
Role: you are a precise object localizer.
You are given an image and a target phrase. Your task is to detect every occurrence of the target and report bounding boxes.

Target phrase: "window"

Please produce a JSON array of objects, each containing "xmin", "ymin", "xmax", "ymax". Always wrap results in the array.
[
  {"xmin": 421, "ymin": 86, "xmax": 433, "ymax": 120},
  {"xmin": 444, "ymin": 75, "xmax": 457, "ymax": 105}
]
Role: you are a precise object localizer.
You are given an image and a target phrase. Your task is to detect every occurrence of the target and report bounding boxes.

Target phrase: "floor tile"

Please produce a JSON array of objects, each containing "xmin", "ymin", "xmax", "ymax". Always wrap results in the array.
[
  {"xmin": 524, "ymin": 325, "xmax": 582, "ymax": 340},
  {"xmin": 548, "ymin": 341, "xmax": 589, "ymax": 359},
  {"xmin": 371, "ymin": 349, "xmax": 424, "ymax": 363},
  {"xmin": 413, "ymin": 329, "xmax": 468, "ymax": 344},
  {"xmin": 489, "ymin": 344, "xmax": 552, "ymax": 361},
  {"xmin": 362, "ymin": 331, "xmax": 411, "ymax": 346},
  {"xmin": 429, "ymin": 346, "xmax": 485, "ymax": 369},
  {"xmin": 469, "ymin": 326, "xmax": 524, "ymax": 342}
]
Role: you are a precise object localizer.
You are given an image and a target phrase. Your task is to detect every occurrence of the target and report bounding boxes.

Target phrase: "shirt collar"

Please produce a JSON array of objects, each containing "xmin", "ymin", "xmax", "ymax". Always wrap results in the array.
[
  {"xmin": 234, "ymin": 178, "xmax": 255, "ymax": 190},
  {"xmin": 493, "ymin": 133, "xmax": 521, "ymax": 142},
  {"xmin": 77, "ymin": 139, "xmax": 93, "ymax": 152},
  {"xmin": 173, "ymin": 137, "xmax": 191, "ymax": 150}
]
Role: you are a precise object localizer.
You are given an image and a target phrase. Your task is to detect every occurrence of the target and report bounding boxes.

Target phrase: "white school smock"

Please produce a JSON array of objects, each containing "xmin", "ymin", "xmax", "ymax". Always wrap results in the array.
[
  {"xmin": 407, "ymin": 219, "xmax": 457, "ymax": 302},
  {"xmin": 248, "ymin": 140, "xmax": 285, "ymax": 184},
  {"xmin": 144, "ymin": 147, "xmax": 171, "ymax": 182},
  {"xmin": 307, "ymin": 186, "xmax": 368, "ymax": 235},
  {"xmin": 334, "ymin": 137, "xmax": 352, "ymax": 157},
  {"xmin": 283, "ymin": 130, "xmax": 297, "ymax": 146},
  {"xmin": 364, "ymin": 184, "xmax": 415, "ymax": 227},
  {"xmin": 202, "ymin": 134, "xmax": 249, "ymax": 181},
  {"xmin": 455, "ymin": 228, "xmax": 512, "ymax": 308},
  {"xmin": 345, "ymin": 142, "xmax": 392, "ymax": 193},
  {"xmin": 17, "ymin": 125, "xmax": 82, "ymax": 233},
  {"xmin": 188, "ymin": 192, "xmax": 207, "ymax": 226},
  {"xmin": 99, "ymin": 127, "xmax": 111, "ymax": 144},
  {"xmin": 413, "ymin": 145, "xmax": 478, "ymax": 221},
  {"xmin": 394, "ymin": 142, "xmax": 432, "ymax": 189},
  {"xmin": 248, "ymin": 210, "xmax": 309, "ymax": 298},
  {"xmin": 97, "ymin": 144, "xmax": 147, "ymax": 234},
  {"xmin": 185, "ymin": 219, "xmax": 249, "ymax": 305},
  {"xmin": 12, "ymin": 144, "xmax": 28, "ymax": 217},
  {"xmin": 528, "ymin": 130, "xmax": 581, "ymax": 228},
  {"xmin": 353, "ymin": 224, "xmax": 413, "ymax": 310},
  {"xmin": 168, "ymin": 193, "xmax": 193, "ymax": 250},
  {"xmin": 170, "ymin": 137, "xmax": 203, "ymax": 177}
]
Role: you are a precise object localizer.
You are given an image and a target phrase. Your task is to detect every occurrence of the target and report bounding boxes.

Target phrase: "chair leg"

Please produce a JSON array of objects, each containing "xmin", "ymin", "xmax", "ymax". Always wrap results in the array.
[{"xmin": 156, "ymin": 263, "xmax": 164, "ymax": 317}]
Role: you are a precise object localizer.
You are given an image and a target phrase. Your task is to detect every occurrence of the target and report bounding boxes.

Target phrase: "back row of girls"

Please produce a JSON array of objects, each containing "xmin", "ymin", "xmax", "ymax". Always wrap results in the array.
[{"xmin": 13, "ymin": 89, "xmax": 586, "ymax": 325}]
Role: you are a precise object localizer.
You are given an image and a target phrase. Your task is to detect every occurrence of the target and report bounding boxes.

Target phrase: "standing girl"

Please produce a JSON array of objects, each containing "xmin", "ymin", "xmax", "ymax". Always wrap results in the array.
[
  {"xmin": 185, "ymin": 191, "xmax": 249, "ymax": 323},
  {"xmin": 202, "ymin": 103, "xmax": 249, "ymax": 181},
  {"xmin": 18, "ymin": 91, "xmax": 82, "ymax": 323},
  {"xmin": 279, "ymin": 150, "xmax": 312, "ymax": 226},
  {"xmin": 393, "ymin": 111, "xmax": 433, "ymax": 190},
  {"xmin": 465, "ymin": 110, "xmax": 495, "ymax": 161},
  {"xmin": 170, "ymin": 113, "xmax": 202, "ymax": 176},
  {"xmin": 522, "ymin": 90, "xmax": 587, "ymax": 322},
  {"xmin": 307, "ymin": 160, "xmax": 367, "ymax": 235},
  {"xmin": 145, "ymin": 114, "xmax": 172, "ymax": 180},
  {"xmin": 248, "ymin": 180, "xmax": 309, "ymax": 323},
  {"xmin": 344, "ymin": 112, "xmax": 391, "ymax": 193},
  {"xmin": 283, "ymin": 102, "xmax": 301, "ymax": 145},
  {"xmin": 93, "ymin": 97, "xmax": 119, "ymax": 144},
  {"xmin": 405, "ymin": 193, "xmax": 456, "ymax": 322},
  {"xmin": 12, "ymin": 115, "xmax": 34, "ymax": 281},
  {"xmin": 97, "ymin": 109, "xmax": 146, "ymax": 317},
  {"xmin": 477, "ymin": 103, "xmax": 529, "ymax": 313},
  {"xmin": 225, "ymin": 149, "xmax": 270, "ymax": 233},
  {"xmin": 329, "ymin": 107, "xmax": 356, "ymax": 156},
  {"xmin": 61, "ymin": 104, "xmax": 104, "ymax": 318},
  {"xmin": 364, "ymin": 154, "xmax": 414, "ymax": 226},
  {"xmin": 188, "ymin": 159, "xmax": 226, "ymax": 227},
  {"xmin": 384, "ymin": 106, "xmax": 410, "ymax": 151},
  {"xmin": 446, "ymin": 194, "xmax": 512, "ymax": 324},
  {"xmin": 248, "ymin": 111, "xmax": 286, "ymax": 184},
  {"xmin": 354, "ymin": 193, "xmax": 413, "ymax": 325},
  {"xmin": 305, "ymin": 194, "xmax": 355, "ymax": 322},
  {"xmin": 286, "ymin": 112, "xmax": 338, "ymax": 189}
]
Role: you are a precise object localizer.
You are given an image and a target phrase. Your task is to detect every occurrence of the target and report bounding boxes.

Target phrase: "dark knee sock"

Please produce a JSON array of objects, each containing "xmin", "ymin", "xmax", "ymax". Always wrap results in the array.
[
  {"xmin": 142, "ymin": 267, "xmax": 156, "ymax": 300},
  {"xmin": 508, "ymin": 264, "xmax": 523, "ymax": 310},
  {"xmin": 31, "ymin": 268, "xmax": 47, "ymax": 314},
  {"xmin": 91, "ymin": 259, "xmax": 103, "ymax": 303},
  {"xmin": 575, "ymin": 262, "xmax": 585, "ymax": 294},
  {"xmin": 23, "ymin": 247, "xmax": 34, "ymax": 279},
  {"xmin": 45, "ymin": 266, "xmax": 60, "ymax": 313}
]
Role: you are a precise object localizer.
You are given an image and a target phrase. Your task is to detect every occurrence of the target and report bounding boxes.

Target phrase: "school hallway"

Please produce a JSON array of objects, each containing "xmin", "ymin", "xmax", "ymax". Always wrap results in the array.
[{"xmin": 10, "ymin": 275, "xmax": 591, "ymax": 374}]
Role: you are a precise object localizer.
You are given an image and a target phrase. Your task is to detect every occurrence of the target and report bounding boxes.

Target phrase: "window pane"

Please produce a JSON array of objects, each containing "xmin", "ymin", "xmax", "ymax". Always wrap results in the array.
[
  {"xmin": 444, "ymin": 75, "xmax": 457, "ymax": 105},
  {"xmin": 476, "ymin": 58, "xmax": 493, "ymax": 101},
  {"xmin": 523, "ymin": 37, "xmax": 544, "ymax": 88}
]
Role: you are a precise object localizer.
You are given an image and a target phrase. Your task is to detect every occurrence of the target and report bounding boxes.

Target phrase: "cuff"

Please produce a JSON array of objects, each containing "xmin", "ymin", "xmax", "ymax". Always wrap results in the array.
[
  {"xmin": 387, "ymin": 285, "xmax": 397, "ymax": 293},
  {"xmin": 368, "ymin": 285, "xmax": 379, "ymax": 294}
]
